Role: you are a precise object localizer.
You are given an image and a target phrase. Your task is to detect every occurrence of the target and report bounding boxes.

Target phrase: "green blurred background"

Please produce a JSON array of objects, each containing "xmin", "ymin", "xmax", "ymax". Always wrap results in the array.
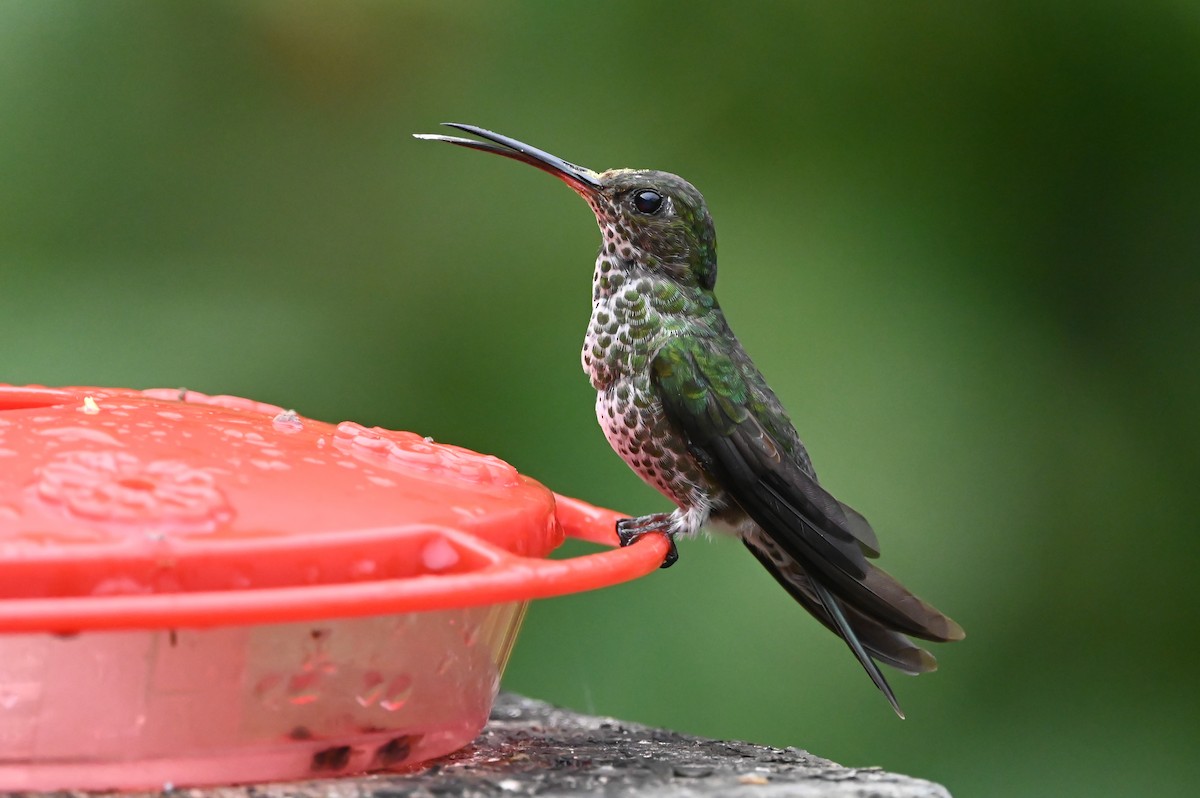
[{"xmin": 2, "ymin": 2, "xmax": 1197, "ymax": 795}]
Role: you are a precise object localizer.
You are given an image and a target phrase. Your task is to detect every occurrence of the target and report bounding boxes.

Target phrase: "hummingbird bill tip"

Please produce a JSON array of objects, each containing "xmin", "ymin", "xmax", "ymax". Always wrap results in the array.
[{"xmin": 413, "ymin": 123, "xmax": 601, "ymax": 190}]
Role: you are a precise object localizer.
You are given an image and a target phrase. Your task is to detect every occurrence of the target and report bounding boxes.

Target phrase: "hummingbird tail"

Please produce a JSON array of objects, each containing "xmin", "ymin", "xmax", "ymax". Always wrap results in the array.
[{"xmin": 742, "ymin": 531, "xmax": 959, "ymax": 716}]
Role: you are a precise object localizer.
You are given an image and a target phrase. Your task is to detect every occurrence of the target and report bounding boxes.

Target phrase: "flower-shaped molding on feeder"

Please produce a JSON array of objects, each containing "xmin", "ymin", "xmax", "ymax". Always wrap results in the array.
[{"xmin": 0, "ymin": 385, "xmax": 669, "ymax": 791}]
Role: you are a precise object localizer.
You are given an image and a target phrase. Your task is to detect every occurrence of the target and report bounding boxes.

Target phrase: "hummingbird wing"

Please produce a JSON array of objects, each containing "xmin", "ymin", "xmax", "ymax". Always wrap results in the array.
[
  {"xmin": 652, "ymin": 338, "xmax": 877, "ymax": 578},
  {"xmin": 650, "ymin": 335, "xmax": 964, "ymax": 644}
]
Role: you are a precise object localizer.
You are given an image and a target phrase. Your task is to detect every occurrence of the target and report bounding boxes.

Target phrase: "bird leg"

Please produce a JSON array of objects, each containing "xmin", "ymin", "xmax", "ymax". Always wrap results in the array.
[{"xmin": 616, "ymin": 513, "xmax": 679, "ymax": 569}]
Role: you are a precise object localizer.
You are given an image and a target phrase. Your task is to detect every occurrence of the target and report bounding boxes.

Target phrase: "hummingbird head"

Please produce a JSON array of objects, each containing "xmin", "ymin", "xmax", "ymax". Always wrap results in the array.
[{"xmin": 415, "ymin": 124, "xmax": 718, "ymax": 293}]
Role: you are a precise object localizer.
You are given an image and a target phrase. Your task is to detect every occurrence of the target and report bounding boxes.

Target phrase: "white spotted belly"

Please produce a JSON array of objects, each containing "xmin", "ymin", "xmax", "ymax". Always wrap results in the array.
[{"xmin": 594, "ymin": 380, "xmax": 709, "ymax": 510}]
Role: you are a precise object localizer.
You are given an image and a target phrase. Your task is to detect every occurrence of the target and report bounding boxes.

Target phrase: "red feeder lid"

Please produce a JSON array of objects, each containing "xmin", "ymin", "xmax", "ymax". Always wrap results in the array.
[{"xmin": 0, "ymin": 385, "xmax": 669, "ymax": 631}]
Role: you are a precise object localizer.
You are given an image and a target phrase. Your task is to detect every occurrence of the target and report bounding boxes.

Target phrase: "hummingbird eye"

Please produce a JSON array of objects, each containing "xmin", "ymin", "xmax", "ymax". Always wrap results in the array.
[{"xmin": 632, "ymin": 189, "xmax": 664, "ymax": 215}]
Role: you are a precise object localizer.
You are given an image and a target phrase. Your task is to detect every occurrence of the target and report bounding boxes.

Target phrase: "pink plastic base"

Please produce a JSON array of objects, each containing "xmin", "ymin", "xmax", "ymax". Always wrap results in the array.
[
  {"xmin": 0, "ymin": 729, "xmax": 464, "ymax": 792},
  {"xmin": 0, "ymin": 602, "xmax": 526, "ymax": 791}
]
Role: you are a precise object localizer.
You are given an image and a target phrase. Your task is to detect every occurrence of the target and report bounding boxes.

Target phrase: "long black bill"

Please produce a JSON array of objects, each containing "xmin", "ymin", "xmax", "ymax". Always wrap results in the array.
[{"xmin": 414, "ymin": 123, "xmax": 601, "ymax": 192}]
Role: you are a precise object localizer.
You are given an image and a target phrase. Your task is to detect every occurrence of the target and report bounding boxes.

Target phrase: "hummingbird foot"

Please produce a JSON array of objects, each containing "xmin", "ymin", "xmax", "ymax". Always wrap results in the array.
[{"xmin": 616, "ymin": 513, "xmax": 679, "ymax": 569}]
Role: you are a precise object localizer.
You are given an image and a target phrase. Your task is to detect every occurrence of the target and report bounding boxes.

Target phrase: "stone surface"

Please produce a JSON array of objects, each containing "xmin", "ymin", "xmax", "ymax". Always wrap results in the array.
[
  {"xmin": 29, "ymin": 693, "xmax": 952, "ymax": 798},
  {"xmin": 422, "ymin": 693, "xmax": 954, "ymax": 798}
]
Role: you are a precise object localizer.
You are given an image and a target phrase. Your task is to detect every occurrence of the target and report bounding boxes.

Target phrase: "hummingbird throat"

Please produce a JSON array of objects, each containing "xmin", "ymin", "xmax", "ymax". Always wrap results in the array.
[
  {"xmin": 579, "ymin": 220, "xmax": 722, "ymax": 539},
  {"xmin": 581, "ymin": 223, "xmax": 709, "ymax": 393}
]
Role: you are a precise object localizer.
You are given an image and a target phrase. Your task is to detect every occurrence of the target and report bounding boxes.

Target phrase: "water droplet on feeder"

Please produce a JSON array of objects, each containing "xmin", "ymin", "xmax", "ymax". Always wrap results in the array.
[{"xmin": 272, "ymin": 409, "xmax": 304, "ymax": 433}]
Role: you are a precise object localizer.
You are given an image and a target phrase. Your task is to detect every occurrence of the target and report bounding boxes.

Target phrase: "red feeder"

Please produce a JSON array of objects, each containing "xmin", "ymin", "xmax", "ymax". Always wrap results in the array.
[{"xmin": 0, "ymin": 385, "xmax": 669, "ymax": 790}]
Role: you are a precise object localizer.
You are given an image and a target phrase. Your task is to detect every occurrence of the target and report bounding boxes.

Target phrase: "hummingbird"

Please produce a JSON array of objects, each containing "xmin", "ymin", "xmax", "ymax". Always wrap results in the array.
[{"xmin": 415, "ymin": 123, "xmax": 964, "ymax": 716}]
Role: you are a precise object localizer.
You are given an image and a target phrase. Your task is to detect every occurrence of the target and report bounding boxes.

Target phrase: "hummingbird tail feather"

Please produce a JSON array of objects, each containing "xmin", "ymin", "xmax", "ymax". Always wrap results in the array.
[{"xmin": 810, "ymin": 579, "xmax": 904, "ymax": 718}]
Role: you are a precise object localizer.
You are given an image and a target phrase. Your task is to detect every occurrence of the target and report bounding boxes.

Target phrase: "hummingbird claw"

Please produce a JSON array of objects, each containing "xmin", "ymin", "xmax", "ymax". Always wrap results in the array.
[
  {"xmin": 661, "ymin": 537, "xmax": 679, "ymax": 569},
  {"xmin": 616, "ymin": 513, "xmax": 678, "ymax": 569}
]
